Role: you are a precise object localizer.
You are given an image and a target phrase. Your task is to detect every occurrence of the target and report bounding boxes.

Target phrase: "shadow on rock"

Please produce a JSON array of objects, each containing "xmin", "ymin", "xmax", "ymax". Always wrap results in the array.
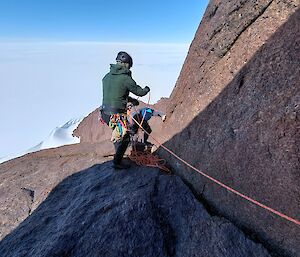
[
  {"xmin": 159, "ymin": 8, "xmax": 300, "ymax": 257},
  {"xmin": 0, "ymin": 162, "xmax": 270, "ymax": 257}
]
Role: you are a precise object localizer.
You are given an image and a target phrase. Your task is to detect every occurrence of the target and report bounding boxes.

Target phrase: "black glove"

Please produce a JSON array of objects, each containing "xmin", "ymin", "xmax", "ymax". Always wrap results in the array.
[
  {"xmin": 128, "ymin": 96, "xmax": 139, "ymax": 106},
  {"xmin": 144, "ymin": 86, "xmax": 150, "ymax": 93}
]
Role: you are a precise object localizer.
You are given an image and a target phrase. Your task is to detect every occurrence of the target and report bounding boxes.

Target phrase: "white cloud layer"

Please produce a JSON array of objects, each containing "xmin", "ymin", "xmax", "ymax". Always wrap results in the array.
[{"xmin": 0, "ymin": 41, "xmax": 188, "ymax": 158}]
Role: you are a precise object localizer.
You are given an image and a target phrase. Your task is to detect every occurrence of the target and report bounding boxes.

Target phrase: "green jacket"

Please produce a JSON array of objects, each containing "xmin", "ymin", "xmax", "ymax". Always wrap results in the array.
[{"xmin": 102, "ymin": 64, "xmax": 149, "ymax": 113}]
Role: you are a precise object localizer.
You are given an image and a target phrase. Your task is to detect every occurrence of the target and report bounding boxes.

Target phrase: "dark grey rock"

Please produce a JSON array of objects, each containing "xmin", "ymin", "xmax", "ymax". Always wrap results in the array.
[
  {"xmin": 160, "ymin": 2, "xmax": 299, "ymax": 257},
  {"xmin": 0, "ymin": 163, "xmax": 270, "ymax": 257}
]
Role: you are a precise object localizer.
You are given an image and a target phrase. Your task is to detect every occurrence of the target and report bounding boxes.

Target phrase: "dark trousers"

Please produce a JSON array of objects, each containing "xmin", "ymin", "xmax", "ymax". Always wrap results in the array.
[
  {"xmin": 101, "ymin": 112, "xmax": 130, "ymax": 164},
  {"xmin": 131, "ymin": 114, "xmax": 152, "ymax": 143}
]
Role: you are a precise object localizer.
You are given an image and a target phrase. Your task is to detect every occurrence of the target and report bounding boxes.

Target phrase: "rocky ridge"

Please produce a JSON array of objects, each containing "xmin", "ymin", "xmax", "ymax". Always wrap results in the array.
[
  {"xmin": 0, "ymin": 164, "xmax": 271, "ymax": 257},
  {"xmin": 0, "ymin": 143, "xmax": 114, "ymax": 240},
  {"xmin": 0, "ymin": 1, "xmax": 299, "ymax": 256}
]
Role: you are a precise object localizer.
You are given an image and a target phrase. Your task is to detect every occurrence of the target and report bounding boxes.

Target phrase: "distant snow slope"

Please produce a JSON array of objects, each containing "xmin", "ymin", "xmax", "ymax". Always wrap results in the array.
[{"xmin": 0, "ymin": 117, "xmax": 84, "ymax": 164}]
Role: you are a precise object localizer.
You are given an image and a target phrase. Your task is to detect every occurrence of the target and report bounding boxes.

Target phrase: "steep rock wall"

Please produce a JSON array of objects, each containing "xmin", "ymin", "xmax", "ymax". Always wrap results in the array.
[
  {"xmin": 166, "ymin": 0, "xmax": 298, "ymax": 138},
  {"xmin": 2, "ymin": 1, "xmax": 298, "ymax": 256},
  {"xmin": 159, "ymin": 1, "xmax": 299, "ymax": 256}
]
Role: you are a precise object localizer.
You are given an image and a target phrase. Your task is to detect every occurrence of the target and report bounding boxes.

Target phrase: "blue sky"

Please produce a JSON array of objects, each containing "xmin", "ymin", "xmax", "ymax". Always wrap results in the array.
[
  {"xmin": 0, "ymin": 1, "xmax": 209, "ymax": 159},
  {"xmin": 0, "ymin": 0, "xmax": 209, "ymax": 42}
]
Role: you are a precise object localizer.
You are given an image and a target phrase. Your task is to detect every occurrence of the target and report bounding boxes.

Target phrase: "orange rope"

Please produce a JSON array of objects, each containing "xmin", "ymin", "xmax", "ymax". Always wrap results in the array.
[
  {"xmin": 132, "ymin": 92, "xmax": 150, "ymax": 128},
  {"xmin": 128, "ymin": 114, "xmax": 300, "ymax": 226},
  {"xmin": 140, "ymin": 92, "xmax": 150, "ymax": 125},
  {"xmin": 129, "ymin": 148, "xmax": 171, "ymax": 174},
  {"xmin": 129, "ymin": 92, "xmax": 171, "ymax": 173}
]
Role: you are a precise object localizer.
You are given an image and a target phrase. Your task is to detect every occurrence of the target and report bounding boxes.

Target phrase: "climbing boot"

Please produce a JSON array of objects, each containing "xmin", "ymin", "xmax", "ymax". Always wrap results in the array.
[{"xmin": 112, "ymin": 162, "xmax": 131, "ymax": 170}]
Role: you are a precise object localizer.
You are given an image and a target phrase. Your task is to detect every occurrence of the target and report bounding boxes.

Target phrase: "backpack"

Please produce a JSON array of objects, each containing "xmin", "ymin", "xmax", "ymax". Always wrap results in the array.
[{"xmin": 140, "ymin": 108, "xmax": 153, "ymax": 121}]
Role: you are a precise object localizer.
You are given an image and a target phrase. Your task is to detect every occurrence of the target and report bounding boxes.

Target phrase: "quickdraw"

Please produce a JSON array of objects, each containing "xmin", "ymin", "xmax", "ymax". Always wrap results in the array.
[{"xmin": 109, "ymin": 114, "xmax": 129, "ymax": 143}]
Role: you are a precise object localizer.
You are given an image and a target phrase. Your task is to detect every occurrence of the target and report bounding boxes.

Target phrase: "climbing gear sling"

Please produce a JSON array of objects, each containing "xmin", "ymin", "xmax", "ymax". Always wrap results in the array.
[{"xmin": 109, "ymin": 113, "xmax": 129, "ymax": 143}]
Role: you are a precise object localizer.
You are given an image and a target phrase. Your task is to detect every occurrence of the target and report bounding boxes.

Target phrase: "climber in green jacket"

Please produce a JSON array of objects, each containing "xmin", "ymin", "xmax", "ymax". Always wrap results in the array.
[{"xmin": 101, "ymin": 51, "xmax": 150, "ymax": 169}]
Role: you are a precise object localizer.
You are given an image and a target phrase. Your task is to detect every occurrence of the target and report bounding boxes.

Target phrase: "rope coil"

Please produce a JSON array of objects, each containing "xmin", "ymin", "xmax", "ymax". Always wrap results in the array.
[
  {"xmin": 129, "ymin": 148, "xmax": 171, "ymax": 174},
  {"xmin": 128, "ymin": 92, "xmax": 171, "ymax": 173}
]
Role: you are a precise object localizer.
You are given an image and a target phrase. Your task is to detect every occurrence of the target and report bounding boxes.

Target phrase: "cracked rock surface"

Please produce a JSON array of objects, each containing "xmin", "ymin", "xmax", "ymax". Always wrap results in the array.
[
  {"xmin": 159, "ymin": 1, "xmax": 300, "ymax": 256},
  {"xmin": 0, "ymin": 142, "xmax": 114, "ymax": 240},
  {"xmin": 0, "ymin": 1, "xmax": 299, "ymax": 257},
  {"xmin": 0, "ymin": 164, "xmax": 270, "ymax": 257}
]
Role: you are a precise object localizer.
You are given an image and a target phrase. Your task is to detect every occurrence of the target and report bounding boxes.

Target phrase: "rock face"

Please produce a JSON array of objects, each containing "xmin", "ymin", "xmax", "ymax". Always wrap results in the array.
[
  {"xmin": 0, "ymin": 143, "xmax": 114, "ymax": 240},
  {"xmin": 73, "ymin": 109, "xmax": 111, "ymax": 143},
  {"xmin": 166, "ymin": 0, "xmax": 299, "ymax": 137},
  {"xmin": 0, "ymin": 1, "xmax": 299, "ymax": 257},
  {"xmin": 158, "ymin": 1, "xmax": 300, "ymax": 257},
  {"xmin": 0, "ymin": 164, "xmax": 271, "ymax": 257},
  {"xmin": 0, "ymin": 98, "xmax": 168, "ymax": 242}
]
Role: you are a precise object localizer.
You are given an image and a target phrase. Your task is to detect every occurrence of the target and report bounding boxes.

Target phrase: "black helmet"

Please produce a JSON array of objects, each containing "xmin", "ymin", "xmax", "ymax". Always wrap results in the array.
[{"xmin": 116, "ymin": 51, "xmax": 133, "ymax": 68}]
